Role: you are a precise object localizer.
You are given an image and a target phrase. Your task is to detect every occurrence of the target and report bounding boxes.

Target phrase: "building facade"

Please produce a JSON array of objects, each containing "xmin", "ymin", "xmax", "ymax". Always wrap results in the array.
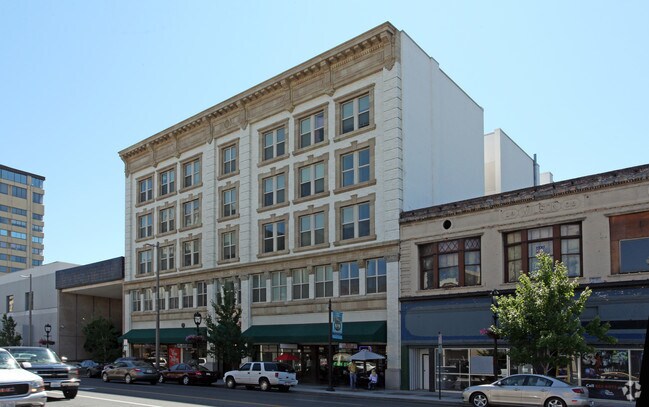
[
  {"xmin": 0, "ymin": 164, "xmax": 45, "ymax": 273},
  {"xmin": 399, "ymin": 164, "xmax": 649, "ymax": 401}
]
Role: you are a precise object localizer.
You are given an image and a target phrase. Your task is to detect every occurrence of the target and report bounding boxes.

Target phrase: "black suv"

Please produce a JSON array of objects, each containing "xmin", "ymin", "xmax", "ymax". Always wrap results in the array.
[{"xmin": 5, "ymin": 346, "xmax": 80, "ymax": 399}]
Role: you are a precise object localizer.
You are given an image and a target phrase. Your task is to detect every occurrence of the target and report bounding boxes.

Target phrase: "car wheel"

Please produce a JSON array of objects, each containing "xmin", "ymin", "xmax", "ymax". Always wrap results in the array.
[
  {"xmin": 470, "ymin": 392, "xmax": 489, "ymax": 407},
  {"xmin": 545, "ymin": 397, "xmax": 567, "ymax": 407},
  {"xmin": 86, "ymin": 369, "xmax": 93, "ymax": 378},
  {"xmin": 125, "ymin": 374, "xmax": 133, "ymax": 384},
  {"xmin": 102, "ymin": 372, "xmax": 110, "ymax": 382},
  {"xmin": 158, "ymin": 374, "xmax": 165, "ymax": 383},
  {"xmin": 259, "ymin": 378, "xmax": 271, "ymax": 392},
  {"xmin": 63, "ymin": 389, "xmax": 78, "ymax": 399},
  {"xmin": 182, "ymin": 376, "xmax": 191, "ymax": 385},
  {"xmin": 225, "ymin": 376, "xmax": 236, "ymax": 389}
]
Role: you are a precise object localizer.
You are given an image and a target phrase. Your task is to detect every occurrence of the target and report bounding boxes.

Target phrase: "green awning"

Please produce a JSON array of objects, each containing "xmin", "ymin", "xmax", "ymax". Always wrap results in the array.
[
  {"xmin": 119, "ymin": 327, "xmax": 207, "ymax": 344},
  {"xmin": 242, "ymin": 321, "xmax": 386, "ymax": 344}
]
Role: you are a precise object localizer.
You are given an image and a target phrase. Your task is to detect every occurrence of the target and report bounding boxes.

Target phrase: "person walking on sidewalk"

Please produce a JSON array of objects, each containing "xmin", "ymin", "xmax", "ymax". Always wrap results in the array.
[{"xmin": 348, "ymin": 362, "xmax": 357, "ymax": 389}]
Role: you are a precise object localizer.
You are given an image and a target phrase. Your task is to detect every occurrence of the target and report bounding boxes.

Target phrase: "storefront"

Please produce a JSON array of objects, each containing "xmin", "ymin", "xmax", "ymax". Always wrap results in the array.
[
  {"xmin": 119, "ymin": 327, "xmax": 208, "ymax": 366},
  {"xmin": 243, "ymin": 321, "xmax": 387, "ymax": 386}
]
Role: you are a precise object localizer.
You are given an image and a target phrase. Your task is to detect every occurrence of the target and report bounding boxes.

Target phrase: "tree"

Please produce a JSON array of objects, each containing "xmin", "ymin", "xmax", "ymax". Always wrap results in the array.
[
  {"xmin": 82, "ymin": 316, "xmax": 121, "ymax": 362},
  {"xmin": 0, "ymin": 314, "xmax": 22, "ymax": 346},
  {"xmin": 205, "ymin": 285, "xmax": 253, "ymax": 372},
  {"xmin": 492, "ymin": 252, "xmax": 616, "ymax": 376}
]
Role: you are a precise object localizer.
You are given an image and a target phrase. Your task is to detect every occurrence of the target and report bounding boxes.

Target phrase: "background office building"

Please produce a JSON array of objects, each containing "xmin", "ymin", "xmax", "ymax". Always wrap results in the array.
[{"xmin": 0, "ymin": 164, "xmax": 45, "ymax": 273}]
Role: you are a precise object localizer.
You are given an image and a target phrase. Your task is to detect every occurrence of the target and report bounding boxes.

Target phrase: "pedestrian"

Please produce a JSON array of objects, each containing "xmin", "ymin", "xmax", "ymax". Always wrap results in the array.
[
  {"xmin": 348, "ymin": 361, "xmax": 357, "ymax": 389},
  {"xmin": 368, "ymin": 369, "xmax": 378, "ymax": 390}
]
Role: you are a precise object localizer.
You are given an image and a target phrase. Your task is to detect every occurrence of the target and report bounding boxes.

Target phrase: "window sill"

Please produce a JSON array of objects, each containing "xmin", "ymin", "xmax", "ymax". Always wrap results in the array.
[
  {"xmin": 179, "ymin": 264, "xmax": 202, "ymax": 272},
  {"xmin": 292, "ymin": 139, "xmax": 330, "ymax": 157},
  {"xmin": 179, "ymin": 224, "xmax": 202, "ymax": 233},
  {"xmin": 217, "ymin": 170, "xmax": 240, "ymax": 182},
  {"xmin": 156, "ymin": 191, "xmax": 178, "ymax": 201},
  {"xmin": 334, "ymin": 234, "xmax": 377, "ymax": 246},
  {"xmin": 257, "ymin": 201, "xmax": 290, "ymax": 214},
  {"xmin": 217, "ymin": 214, "xmax": 240, "ymax": 223},
  {"xmin": 293, "ymin": 191, "xmax": 331, "ymax": 205},
  {"xmin": 334, "ymin": 179, "xmax": 377, "ymax": 195},
  {"xmin": 218, "ymin": 257, "xmax": 240, "ymax": 265},
  {"xmin": 335, "ymin": 124, "xmax": 376, "ymax": 142},
  {"xmin": 258, "ymin": 154, "xmax": 290, "ymax": 168},
  {"xmin": 257, "ymin": 249, "xmax": 290, "ymax": 259},
  {"xmin": 179, "ymin": 182, "xmax": 203, "ymax": 194},
  {"xmin": 293, "ymin": 243, "xmax": 331, "ymax": 253}
]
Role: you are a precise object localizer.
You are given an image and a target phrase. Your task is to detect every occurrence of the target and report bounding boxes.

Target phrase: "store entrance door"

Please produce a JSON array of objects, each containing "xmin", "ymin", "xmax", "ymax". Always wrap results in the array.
[{"xmin": 422, "ymin": 353, "xmax": 429, "ymax": 390}]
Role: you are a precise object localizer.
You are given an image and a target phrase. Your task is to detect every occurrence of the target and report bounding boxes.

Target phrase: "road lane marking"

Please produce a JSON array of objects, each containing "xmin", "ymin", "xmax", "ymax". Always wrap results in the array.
[{"xmin": 78, "ymin": 394, "xmax": 162, "ymax": 407}]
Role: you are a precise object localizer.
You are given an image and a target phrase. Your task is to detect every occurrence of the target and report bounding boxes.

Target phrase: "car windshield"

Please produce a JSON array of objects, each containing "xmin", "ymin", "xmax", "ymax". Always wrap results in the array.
[
  {"xmin": 132, "ymin": 360, "xmax": 153, "ymax": 367},
  {"xmin": 0, "ymin": 350, "xmax": 21, "ymax": 369},
  {"xmin": 7, "ymin": 347, "xmax": 61, "ymax": 363}
]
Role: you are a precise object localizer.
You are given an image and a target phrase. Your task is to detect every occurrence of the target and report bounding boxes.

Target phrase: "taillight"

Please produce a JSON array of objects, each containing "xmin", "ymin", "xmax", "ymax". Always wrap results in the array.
[
  {"xmin": 134, "ymin": 368, "xmax": 142, "ymax": 373},
  {"xmin": 275, "ymin": 372, "xmax": 279, "ymax": 378},
  {"xmin": 571, "ymin": 388, "xmax": 585, "ymax": 394},
  {"xmin": 196, "ymin": 371, "xmax": 203, "ymax": 376}
]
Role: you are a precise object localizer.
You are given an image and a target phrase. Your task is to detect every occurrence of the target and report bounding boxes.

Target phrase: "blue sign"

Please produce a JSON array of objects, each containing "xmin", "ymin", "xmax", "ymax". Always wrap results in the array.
[{"xmin": 332, "ymin": 311, "xmax": 343, "ymax": 340}]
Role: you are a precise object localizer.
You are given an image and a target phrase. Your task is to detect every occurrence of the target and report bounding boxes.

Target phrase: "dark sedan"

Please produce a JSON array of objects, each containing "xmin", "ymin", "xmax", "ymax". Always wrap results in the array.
[
  {"xmin": 159, "ymin": 363, "xmax": 219, "ymax": 385},
  {"xmin": 102, "ymin": 360, "xmax": 158, "ymax": 385},
  {"xmin": 78, "ymin": 360, "xmax": 105, "ymax": 378}
]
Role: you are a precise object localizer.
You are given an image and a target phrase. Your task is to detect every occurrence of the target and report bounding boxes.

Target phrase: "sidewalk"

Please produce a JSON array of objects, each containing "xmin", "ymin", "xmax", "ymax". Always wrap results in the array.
[{"xmin": 292, "ymin": 384, "xmax": 637, "ymax": 406}]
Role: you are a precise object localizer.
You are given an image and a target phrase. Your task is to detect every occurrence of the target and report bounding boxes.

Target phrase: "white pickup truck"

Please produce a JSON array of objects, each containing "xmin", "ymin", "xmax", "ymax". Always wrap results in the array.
[{"xmin": 223, "ymin": 361, "xmax": 298, "ymax": 392}]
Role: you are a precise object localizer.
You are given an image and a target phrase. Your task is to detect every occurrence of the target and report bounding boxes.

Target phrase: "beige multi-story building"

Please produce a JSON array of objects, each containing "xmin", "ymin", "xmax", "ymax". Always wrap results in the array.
[
  {"xmin": 118, "ymin": 22, "xmax": 540, "ymax": 388},
  {"xmin": 399, "ymin": 164, "xmax": 649, "ymax": 399},
  {"xmin": 0, "ymin": 164, "xmax": 45, "ymax": 273}
]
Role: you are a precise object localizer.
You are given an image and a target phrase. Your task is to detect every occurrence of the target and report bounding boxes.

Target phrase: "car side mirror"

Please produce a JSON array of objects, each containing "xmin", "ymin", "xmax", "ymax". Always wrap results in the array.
[{"xmin": 21, "ymin": 361, "xmax": 32, "ymax": 369}]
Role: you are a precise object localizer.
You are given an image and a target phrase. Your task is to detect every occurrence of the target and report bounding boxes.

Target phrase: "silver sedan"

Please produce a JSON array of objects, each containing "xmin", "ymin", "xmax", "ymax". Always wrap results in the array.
[{"xmin": 462, "ymin": 374, "xmax": 594, "ymax": 407}]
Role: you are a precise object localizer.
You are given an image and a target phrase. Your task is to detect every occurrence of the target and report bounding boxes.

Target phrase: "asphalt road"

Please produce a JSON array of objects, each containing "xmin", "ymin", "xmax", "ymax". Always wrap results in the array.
[{"xmin": 45, "ymin": 377, "xmax": 458, "ymax": 407}]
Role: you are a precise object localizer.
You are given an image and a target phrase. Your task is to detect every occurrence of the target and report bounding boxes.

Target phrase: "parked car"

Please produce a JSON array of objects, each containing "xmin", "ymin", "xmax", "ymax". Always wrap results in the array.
[
  {"xmin": 0, "ymin": 347, "xmax": 47, "ymax": 406},
  {"xmin": 158, "ymin": 363, "xmax": 219, "ymax": 385},
  {"xmin": 462, "ymin": 374, "xmax": 593, "ymax": 407},
  {"xmin": 223, "ymin": 361, "xmax": 297, "ymax": 392},
  {"xmin": 5, "ymin": 346, "xmax": 80, "ymax": 399},
  {"xmin": 147, "ymin": 357, "xmax": 168, "ymax": 368},
  {"xmin": 102, "ymin": 359, "xmax": 158, "ymax": 384},
  {"xmin": 78, "ymin": 359, "xmax": 105, "ymax": 378}
]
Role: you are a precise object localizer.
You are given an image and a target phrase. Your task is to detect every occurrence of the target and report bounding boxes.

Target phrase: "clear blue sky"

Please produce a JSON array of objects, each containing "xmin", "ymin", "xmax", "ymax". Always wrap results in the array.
[{"xmin": 1, "ymin": 1, "xmax": 647, "ymax": 266}]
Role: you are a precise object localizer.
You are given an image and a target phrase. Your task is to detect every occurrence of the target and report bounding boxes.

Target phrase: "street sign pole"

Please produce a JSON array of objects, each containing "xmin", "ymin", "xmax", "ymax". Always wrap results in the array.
[{"xmin": 438, "ymin": 332, "xmax": 443, "ymax": 400}]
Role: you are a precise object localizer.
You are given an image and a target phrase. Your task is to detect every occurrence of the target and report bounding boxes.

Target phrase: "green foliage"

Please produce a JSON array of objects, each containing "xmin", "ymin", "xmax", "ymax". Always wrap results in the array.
[
  {"xmin": 81, "ymin": 316, "xmax": 121, "ymax": 362},
  {"xmin": 205, "ymin": 285, "xmax": 253, "ymax": 371},
  {"xmin": 0, "ymin": 314, "xmax": 22, "ymax": 346},
  {"xmin": 492, "ymin": 252, "xmax": 616, "ymax": 376}
]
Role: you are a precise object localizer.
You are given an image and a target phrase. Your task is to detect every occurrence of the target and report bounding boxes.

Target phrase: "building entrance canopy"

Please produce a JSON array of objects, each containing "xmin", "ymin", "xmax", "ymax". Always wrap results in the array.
[{"xmin": 242, "ymin": 321, "xmax": 386, "ymax": 344}]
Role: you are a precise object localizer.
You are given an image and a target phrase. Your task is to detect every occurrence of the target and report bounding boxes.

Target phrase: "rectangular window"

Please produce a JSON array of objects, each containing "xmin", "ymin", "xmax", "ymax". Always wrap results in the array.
[
  {"xmin": 619, "ymin": 237, "xmax": 649, "ymax": 273},
  {"xmin": 271, "ymin": 271, "xmax": 287, "ymax": 302},
  {"xmin": 138, "ymin": 213, "xmax": 153, "ymax": 239},
  {"xmin": 0, "ymin": 183, "xmax": 7, "ymax": 195},
  {"xmin": 168, "ymin": 285, "xmax": 179, "ymax": 309},
  {"xmin": 32, "ymin": 192, "xmax": 44, "ymax": 204},
  {"xmin": 299, "ymin": 162, "xmax": 325, "ymax": 198},
  {"xmin": 197, "ymin": 281, "xmax": 207, "ymax": 307},
  {"xmin": 339, "ymin": 262, "xmax": 359, "ymax": 296},
  {"xmin": 341, "ymin": 148, "xmax": 370, "ymax": 187},
  {"xmin": 263, "ymin": 127, "xmax": 286, "ymax": 161},
  {"xmin": 6, "ymin": 295, "xmax": 13, "ymax": 313},
  {"xmin": 222, "ymin": 188, "xmax": 237, "ymax": 217},
  {"xmin": 292, "ymin": 269, "xmax": 309, "ymax": 300},
  {"xmin": 160, "ymin": 168, "xmax": 176, "ymax": 196},
  {"xmin": 222, "ymin": 230, "xmax": 237, "ymax": 260},
  {"xmin": 159, "ymin": 207, "xmax": 175, "ymax": 234},
  {"xmin": 366, "ymin": 258, "xmax": 387, "ymax": 294},
  {"xmin": 138, "ymin": 249, "xmax": 153, "ymax": 275},
  {"xmin": 183, "ymin": 158, "xmax": 201, "ymax": 188},
  {"xmin": 420, "ymin": 237, "xmax": 481, "ymax": 289},
  {"xmin": 183, "ymin": 199, "xmax": 200, "ymax": 227},
  {"xmin": 262, "ymin": 174, "xmax": 286, "ymax": 207},
  {"xmin": 159, "ymin": 244, "xmax": 175, "ymax": 271},
  {"xmin": 12, "ymin": 186, "xmax": 27, "ymax": 199},
  {"xmin": 131, "ymin": 290, "xmax": 141, "ymax": 312},
  {"xmin": 252, "ymin": 274, "xmax": 267, "ymax": 303},
  {"xmin": 182, "ymin": 283, "xmax": 193, "ymax": 308},
  {"xmin": 143, "ymin": 288, "xmax": 153, "ymax": 311},
  {"xmin": 223, "ymin": 145, "xmax": 237, "ymax": 175},
  {"xmin": 138, "ymin": 177, "xmax": 153, "ymax": 203},
  {"xmin": 341, "ymin": 94, "xmax": 370, "ymax": 134},
  {"xmin": 183, "ymin": 239, "xmax": 200, "ymax": 267},
  {"xmin": 263, "ymin": 220, "xmax": 286, "ymax": 253},
  {"xmin": 315, "ymin": 265, "xmax": 333, "ymax": 298},
  {"xmin": 504, "ymin": 223, "xmax": 581, "ymax": 282},
  {"xmin": 341, "ymin": 202, "xmax": 370, "ymax": 240},
  {"xmin": 299, "ymin": 111, "xmax": 325, "ymax": 148},
  {"xmin": 299, "ymin": 212, "xmax": 325, "ymax": 247}
]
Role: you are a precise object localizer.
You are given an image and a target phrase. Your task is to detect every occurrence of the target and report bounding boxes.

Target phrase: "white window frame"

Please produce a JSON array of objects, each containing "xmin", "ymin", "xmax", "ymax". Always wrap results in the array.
[
  {"xmin": 159, "ymin": 244, "xmax": 175, "ymax": 271},
  {"xmin": 183, "ymin": 239, "xmax": 200, "ymax": 267},
  {"xmin": 299, "ymin": 212, "xmax": 325, "ymax": 247},
  {"xmin": 271, "ymin": 271, "xmax": 287, "ymax": 302},
  {"xmin": 222, "ymin": 188, "xmax": 237, "ymax": 218},
  {"xmin": 262, "ymin": 220, "xmax": 286, "ymax": 254},
  {"xmin": 251, "ymin": 274, "xmax": 267, "ymax": 303},
  {"xmin": 138, "ymin": 249, "xmax": 153, "ymax": 275},
  {"xmin": 262, "ymin": 174, "xmax": 286, "ymax": 207},
  {"xmin": 292, "ymin": 269, "xmax": 309, "ymax": 300},
  {"xmin": 315, "ymin": 265, "xmax": 333, "ymax": 298},
  {"xmin": 183, "ymin": 199, "xmax": 200, "ymax": 228},
  {"xmin": 366, "ymin": 258, "xmax": 387, "ymax": 294},
  {"xmin": 262, "ymin": 127, "xmax": 286, "ymax": 161},
  {"xmin": 183, "ymin": 158, "xmax": 201, "ymax": 189},
  {"xmin": 299, "ymin": 162, "xmax": 325, "ymax": 198},
  {"xmin": 339, "ymin": 262, "xmax": 359, "ymax": 296}
]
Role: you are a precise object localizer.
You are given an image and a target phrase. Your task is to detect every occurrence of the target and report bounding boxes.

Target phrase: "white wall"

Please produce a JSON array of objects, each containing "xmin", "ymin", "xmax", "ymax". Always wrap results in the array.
[
  {"xmin": 484, "ymin": 128, "xmax": 536, "ymax": 195},
  {"xmin": 400, "ymin": 32, "xmax": 484, "ymax": 210}
]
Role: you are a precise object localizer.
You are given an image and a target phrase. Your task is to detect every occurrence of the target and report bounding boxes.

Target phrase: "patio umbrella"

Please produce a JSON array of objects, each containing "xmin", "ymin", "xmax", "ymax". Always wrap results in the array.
[
  {"xmin": 275, "ymin": 353, "xmax": 299, "ymax": 362},
  {"xmin": 350, "ymin": 349, "xmax": 385, "ymax": 361}
]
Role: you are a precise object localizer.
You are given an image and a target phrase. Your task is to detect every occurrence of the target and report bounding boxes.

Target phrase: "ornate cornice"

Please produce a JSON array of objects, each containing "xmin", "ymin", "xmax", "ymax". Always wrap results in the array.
[{"xmin": 118, "ymin": 22, "xmax": 398, "ymax": 175}]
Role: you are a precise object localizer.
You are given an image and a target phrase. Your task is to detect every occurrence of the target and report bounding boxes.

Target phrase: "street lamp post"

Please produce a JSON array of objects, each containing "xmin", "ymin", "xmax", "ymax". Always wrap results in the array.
[
  {"xmin": 193, "ymin": 312, "xmax": 202, "ymax": 359},
  {"xmin": 144, "ymin": 243, "xmax": 160, "ymax": 370},
  {"xmin": 491, "ymin": 289, "xmax": 500, "ymax": 379},
  {"xmin": 44, "ymin": 323, "xmax": 52, "ymax": 348},
  {"xmin": 20, "ymin": 274, "xmax": 32, "ymax": 346}
]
